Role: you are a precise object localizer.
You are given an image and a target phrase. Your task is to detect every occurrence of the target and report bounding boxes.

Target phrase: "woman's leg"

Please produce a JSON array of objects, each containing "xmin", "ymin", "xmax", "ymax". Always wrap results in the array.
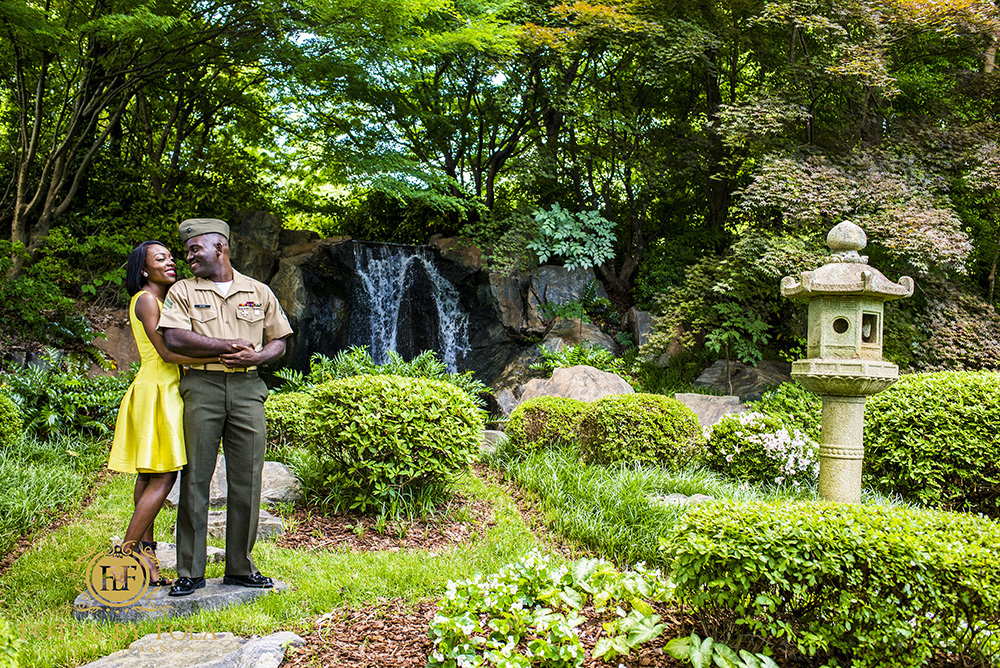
[{"xmin": 122, "ymin": 471, "xmax": 178, "ymax": 581}]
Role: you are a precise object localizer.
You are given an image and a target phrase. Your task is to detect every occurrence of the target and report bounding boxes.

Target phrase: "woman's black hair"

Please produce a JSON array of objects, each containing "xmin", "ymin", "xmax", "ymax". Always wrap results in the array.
[{"xmin": 125, "ymin": 240, "xmax": 170, "ymax": 296}]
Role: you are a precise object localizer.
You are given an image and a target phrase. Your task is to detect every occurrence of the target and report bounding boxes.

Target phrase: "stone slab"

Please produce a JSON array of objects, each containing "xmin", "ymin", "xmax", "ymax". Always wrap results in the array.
[
  {"xmin": 155, "ymin": 543, "xmax": 226, "ymax": 572},
  {"xmin": 73, "ymin": 579, "xmax": 289, "ymax": 623},
  {"xmin": 79, "ymin": 630, "xmax": 304, "ymax": 668}
]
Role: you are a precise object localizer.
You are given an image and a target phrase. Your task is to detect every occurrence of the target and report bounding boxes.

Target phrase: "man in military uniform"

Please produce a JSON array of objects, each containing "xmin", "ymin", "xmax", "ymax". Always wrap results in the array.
[{"xmin": 158, "ymin": 218, "xmax": 293, "ymax": 596}]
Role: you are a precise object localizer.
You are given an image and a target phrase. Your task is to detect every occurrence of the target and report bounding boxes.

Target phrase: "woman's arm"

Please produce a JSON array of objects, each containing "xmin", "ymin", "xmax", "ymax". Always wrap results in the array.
[{"xmin": 135, "ymin": 292, "xmax": 220, "ymax": 365}]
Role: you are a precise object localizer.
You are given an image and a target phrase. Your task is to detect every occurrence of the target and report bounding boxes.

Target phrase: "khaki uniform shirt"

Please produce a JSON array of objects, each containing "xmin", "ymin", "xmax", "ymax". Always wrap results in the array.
[{"xmin": 158, "ymin": 270, "xmax": 293, "ymax": 349}]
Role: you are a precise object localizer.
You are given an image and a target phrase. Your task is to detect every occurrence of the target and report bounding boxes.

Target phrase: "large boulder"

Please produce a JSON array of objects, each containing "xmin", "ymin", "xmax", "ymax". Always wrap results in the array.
[
  {"xmin": 694, "ymin": 360, "xmax": 792, "ymax": 401},
  {"xmin": 518, "ymin": 365, "xmax": 633, "ymax": 405},
  {"xmin": 673, "ymin": 393, "xmax": 747, "ymax": 428}
]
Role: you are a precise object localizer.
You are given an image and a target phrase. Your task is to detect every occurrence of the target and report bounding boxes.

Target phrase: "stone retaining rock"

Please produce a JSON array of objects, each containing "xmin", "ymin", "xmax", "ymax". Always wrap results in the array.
[
  {"xmin": 207, "ymin": 510, "xmax": 283, "ymax": 540},
  {"xmin": 73, "ymin": 579, "xmax": 289, "ymax": 623},
  {"xmin": 154, "ymin": 543, "xmax": 226, "ymax": 572},
  {"xmin": 78, "ymin": 630, "xmax": 304, "ymax": 668},
  {"xmin": 166, "ymin": 458, "xmax": 302, "ymax": 509}
]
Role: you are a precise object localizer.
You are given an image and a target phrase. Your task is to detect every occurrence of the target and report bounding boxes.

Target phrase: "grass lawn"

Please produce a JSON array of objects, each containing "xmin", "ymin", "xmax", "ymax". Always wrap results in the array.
[{"xmin": 0, "ymin": 466, "xmax": 538, "ymax": 668}]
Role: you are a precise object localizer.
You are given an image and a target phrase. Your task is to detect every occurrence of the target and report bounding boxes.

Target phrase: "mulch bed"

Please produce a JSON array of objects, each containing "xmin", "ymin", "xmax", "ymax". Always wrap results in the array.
[{"xmin": 273, "ymin": 493, "xmax": 496, "ymax": 553}]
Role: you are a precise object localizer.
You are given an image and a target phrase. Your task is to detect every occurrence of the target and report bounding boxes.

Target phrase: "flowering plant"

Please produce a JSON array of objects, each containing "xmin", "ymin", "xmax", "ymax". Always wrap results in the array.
[
  {"xmin": 428, "ymin": 550, "xmax": 673, "ymax": 667},
  {"xmin": 706, "ymin": 411, "xmax": 819, "ymax": 488}
]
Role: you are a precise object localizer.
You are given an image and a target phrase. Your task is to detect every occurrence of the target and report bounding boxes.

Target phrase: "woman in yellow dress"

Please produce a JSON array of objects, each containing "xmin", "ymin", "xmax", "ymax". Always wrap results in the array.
[{"xmin": 108, "ymin": 240, "xmax": 218, "ymax": 585}]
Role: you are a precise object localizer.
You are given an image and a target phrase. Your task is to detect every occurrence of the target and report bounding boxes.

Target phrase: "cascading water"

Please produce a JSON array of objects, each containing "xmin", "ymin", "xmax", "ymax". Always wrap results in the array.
[{"xmin": 348, "ymin": 242, "xmax": 470, "ymax": 371}]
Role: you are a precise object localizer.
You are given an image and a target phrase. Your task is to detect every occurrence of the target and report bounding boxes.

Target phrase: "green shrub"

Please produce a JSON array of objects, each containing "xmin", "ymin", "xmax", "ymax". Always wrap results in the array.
[
  {"xmin": 706, "ymin": 411, "xmax": 819, "ymax": 489},
  {"xmin": 662, "ymin": 500, "xmax": 1000, "ymax": 667},
  {"xmin": 746, "ymin": 382, "xmax": 821, "ymax": 442},
  {"xmin": 864, "ymin": 370, "xmax": 1000, "ymax": 515},
  {"xmin": 505, "ymin": 396, "xmax": 587, "ymax": 452},
  {"xmin": 576, "ymin": 393, "xmax": 706, "ymax": 469},
  {"xmin": 0, "ymin": 393, "xmax": 21, "ymax": 447},
  {"xmin": 263, "ymin": 391, "xmax": 309, "ymax": 449},
  {"xmin": 0, "ymin": 616, "xmax": 19, "ymax": 668},
  {"xmin": 296, "ymin": 375, "xmax": 485, "ymax": 514}
]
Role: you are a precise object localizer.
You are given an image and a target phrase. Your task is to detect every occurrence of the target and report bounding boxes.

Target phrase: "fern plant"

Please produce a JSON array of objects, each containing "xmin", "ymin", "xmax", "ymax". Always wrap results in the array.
[
  {"xmin": 530, "ymin": 343, "xmax": 626, "ymax": 376},
  {"xmin": 0, "ymin": 348, "xmax": 135, "ymax": 439}
]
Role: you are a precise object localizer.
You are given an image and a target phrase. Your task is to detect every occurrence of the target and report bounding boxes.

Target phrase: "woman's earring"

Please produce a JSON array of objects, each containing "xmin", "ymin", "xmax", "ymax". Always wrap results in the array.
[{"xmin": 143, "ymin": 272, "xmax": 148, "ymax": 277}]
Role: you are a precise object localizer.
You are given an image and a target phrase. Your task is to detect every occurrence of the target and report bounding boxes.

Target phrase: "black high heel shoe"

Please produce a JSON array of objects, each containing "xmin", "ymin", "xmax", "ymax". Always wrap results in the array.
[{"xmin": 138, "ymin": 540, "xmax": 172, "ymax": 587}]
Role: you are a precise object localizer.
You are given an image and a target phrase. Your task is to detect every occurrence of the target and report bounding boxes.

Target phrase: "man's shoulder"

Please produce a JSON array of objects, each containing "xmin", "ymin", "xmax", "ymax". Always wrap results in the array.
[
  {"xmin": 233, "ymin": 270, "xmax": 273, "ymax": 295},
  {"xmin": 167, "ymin": 277, "xmax": 199, "ymax": 292}
]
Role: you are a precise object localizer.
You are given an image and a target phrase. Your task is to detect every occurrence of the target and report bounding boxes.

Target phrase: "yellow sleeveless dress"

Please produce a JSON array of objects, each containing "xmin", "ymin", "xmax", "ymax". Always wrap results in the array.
[{"xmin": 107, "ymin": 292, "xmax": 187, "ymax": 473}]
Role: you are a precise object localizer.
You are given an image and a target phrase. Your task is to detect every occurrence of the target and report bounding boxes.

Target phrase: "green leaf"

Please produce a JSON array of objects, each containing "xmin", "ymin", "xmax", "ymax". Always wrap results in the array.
[
  {"xmin": 593, "ymin": 636, "xmax": 630, "ymax": 662},
  {"xmin": 625, "ymin": 614, "xmax": 666, "ymax": 648},
  {"xmin": 691, "ymin": 635, "xmax": 714, "ymax": 668},
  {"xmin": 738, "ymin": 650, "xmax": 762, "ymax": 668},
  {"xmin": 664, "ymin": 636, "xmax": 691, "ymax": 661}
]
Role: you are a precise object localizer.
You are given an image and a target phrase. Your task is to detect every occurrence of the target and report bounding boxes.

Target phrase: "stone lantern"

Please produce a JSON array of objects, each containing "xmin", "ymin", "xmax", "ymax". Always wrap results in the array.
[{"xmin": 780, "ymin": 222, "xmax": 914, "ymax": 503}]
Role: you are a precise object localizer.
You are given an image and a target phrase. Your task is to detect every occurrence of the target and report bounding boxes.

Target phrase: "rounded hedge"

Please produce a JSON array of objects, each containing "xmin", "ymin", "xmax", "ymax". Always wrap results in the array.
[
  {"xmin": 576, "ymin": 393, "xmax": 705, "ymax": 468},
  {"xmin": 296, "ymin": 375, "xmax": 485, "ymax": 512},
  {"xmin": 663, "ymin": 500, "xmax": 1000, "ymax": 667},
  {"xmin": 264, "ymin": 391, "xmax": 309, "ymax": 449},
  {"xmin": 706, "ymin": 411, "xmax": 819, "ymax": 488},
  {"xmin": 506, "ymin": 396, "xmax": 587, "ymax": 452},
  {"xmin": 0, "ymin": 393, "xmax": 21, "ymax": 448},
  {"xmin": 864, "ymin": 370, "xmax": 1000, "ymax": 515}
]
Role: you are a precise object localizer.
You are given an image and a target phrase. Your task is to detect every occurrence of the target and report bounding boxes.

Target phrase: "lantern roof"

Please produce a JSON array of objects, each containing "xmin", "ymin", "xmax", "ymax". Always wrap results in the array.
[{"xmin": 780, "ymin": 222, "xmax": 914, "ymax": 301}]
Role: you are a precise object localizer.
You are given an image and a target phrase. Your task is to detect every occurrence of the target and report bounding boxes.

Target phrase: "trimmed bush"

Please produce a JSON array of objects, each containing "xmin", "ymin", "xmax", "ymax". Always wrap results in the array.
[
  {"xmin": 505, "ymin": 396, "xmax": 587, "ymax": 451},
  {"xmin": 706, "ymin": 411, "xmax": 819, "ymax": 488},
  {"xmin": 747, "ymin": 382, "xmax": 821, "ymax": 442},
  {"xmin": 864, "ymin": 370, "xmax": 1000, "ymax": 515},
  {"xmin": 296, "ymin": 375, "xmax": 485, "ymax": 513},
  {"xmin": 263, "ymin": 391, "xmax": 309, "ymax": 449},
  {"xmin": 0, "ymin": 393, "xmax": 21, "ymax": 447},
  {"xmin": 576, "ymin": 393, "xmax": 705, "ymax": 468},
  {"xmin": 662, "ymin": 500, "xmax": 1000, "ymax": 667}
]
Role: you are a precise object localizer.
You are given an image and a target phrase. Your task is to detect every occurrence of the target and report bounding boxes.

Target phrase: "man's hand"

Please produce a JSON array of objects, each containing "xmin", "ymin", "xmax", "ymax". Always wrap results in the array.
[{"xmin": 220, "ymin": 341, "xmax": 261, "ymax": 368}]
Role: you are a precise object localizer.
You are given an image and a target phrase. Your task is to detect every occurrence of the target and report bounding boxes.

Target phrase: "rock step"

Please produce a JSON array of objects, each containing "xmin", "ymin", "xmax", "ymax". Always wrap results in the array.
[
  {"xmin": 73, "ymin": 578, "xmax": 288, "ymax": 623},
  {"xmin": 78, "ymin": 630, "xmax": 304, "ymax": 667},
  {"xmin": 155, "ymin": 543, "xmax": 226, "ymax": 572}
]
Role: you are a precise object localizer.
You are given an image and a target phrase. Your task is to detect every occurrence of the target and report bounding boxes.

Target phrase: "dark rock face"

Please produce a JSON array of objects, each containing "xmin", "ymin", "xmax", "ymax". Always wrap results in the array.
[{"xmin": 230, "ymin": 210, "xmax": 282, "ymax": 283}]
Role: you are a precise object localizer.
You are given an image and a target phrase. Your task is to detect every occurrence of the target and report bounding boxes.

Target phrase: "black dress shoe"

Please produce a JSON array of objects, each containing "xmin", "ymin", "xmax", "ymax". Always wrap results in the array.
[
  {"xmin": 222, "ymin": 572, "xmax": 273, "ymax": 588},
  {"xmin": 168, "ymin": 576, "xmax": 206, "ymax": 596}
]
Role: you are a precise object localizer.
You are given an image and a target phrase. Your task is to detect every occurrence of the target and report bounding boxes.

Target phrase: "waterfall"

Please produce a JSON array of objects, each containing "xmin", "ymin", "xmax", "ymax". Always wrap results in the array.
[{"xmin": 348, "ymin": 242, "xmax": 469, "ymax": 371}]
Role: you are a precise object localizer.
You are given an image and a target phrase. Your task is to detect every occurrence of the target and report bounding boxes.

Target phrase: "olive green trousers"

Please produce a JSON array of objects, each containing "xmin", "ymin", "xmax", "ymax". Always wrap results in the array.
[{"xmin": 175, "ymin": 370, "xmax": 268, "ymax": 578}]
